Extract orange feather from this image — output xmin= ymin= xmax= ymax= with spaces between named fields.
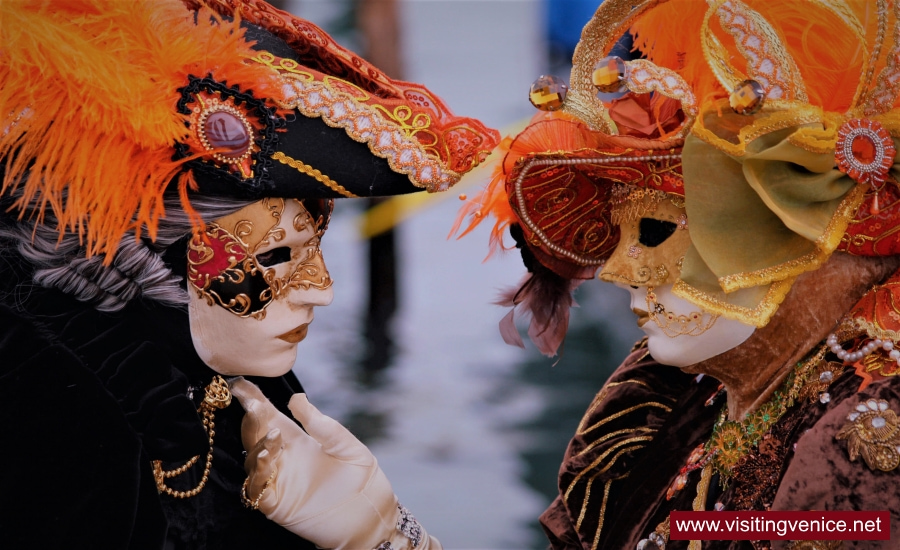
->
xmin=0 ymin=0 xmax=285 ymax=260
xmin=631 ymin=0 xmax=869 ymax=113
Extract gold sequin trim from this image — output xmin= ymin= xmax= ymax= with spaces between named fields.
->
xmin=579 ymin=379 xmax=659 ymax=432
xmin=589 ymin=475 xmax=627 ymax=550
xmin=564 ymin=439 xmax=653 ymax=501
xmin=271 ymin=151 xmax=359 ymax=198
xmin=673 ymin=183 xmax=866 ymax=327
xmin=575 ymin=426 xmax=656 ymax=459
xmin=786 ymin=113 xmax=844 ymax=154
xmin=691 ymin=101 xmax=824 ymax=158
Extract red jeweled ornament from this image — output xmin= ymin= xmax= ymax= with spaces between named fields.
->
xmin=204 ymin=111 xmax=251 ymax=158
xmin=195 ymin=99 xmax=255 ymax=166
xmin=835 ymin=118 xmax=895 ymax=187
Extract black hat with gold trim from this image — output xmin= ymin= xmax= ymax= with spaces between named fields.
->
xmin=0 ymin=0 xmax=500 ymax=258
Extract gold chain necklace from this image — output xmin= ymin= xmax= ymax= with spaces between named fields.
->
xmin=152 ymin=375 xmax=232 ymax=499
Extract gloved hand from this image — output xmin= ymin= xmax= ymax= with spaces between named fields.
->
xmin=229 ymin=377 xmax=440 ymax=550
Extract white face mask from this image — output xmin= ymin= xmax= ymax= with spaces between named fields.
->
xmin=188 ymin=198 xmax=334 ymax=376
xmin=599 ymin=189 xmax=754 ymax=367
xmin=618 ymin=284 xmax=754 ymax=367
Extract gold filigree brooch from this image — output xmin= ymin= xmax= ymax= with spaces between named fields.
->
xmin=835 ymin=398 xmax=900 ymax=472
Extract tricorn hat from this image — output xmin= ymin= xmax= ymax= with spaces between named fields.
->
xmin=0 ymin=0 xmax=500 ymax=257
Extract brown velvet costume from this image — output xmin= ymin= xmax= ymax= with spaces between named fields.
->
xmin=541 ymin=254 xmax=900 ymax=549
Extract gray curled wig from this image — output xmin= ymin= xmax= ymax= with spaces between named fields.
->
xmin=0 ymin=189 xmax=256 ymax=312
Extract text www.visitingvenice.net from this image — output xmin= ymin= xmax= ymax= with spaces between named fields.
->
xmin=669 ymin=511 xmax=890 ymax=541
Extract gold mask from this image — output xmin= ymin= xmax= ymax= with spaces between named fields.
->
xmin=599 ymin=188 xmax=689 ymax=287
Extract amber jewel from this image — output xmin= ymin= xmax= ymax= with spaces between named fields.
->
xmin=729 ymin=79 xmax=765 ymax=115
xmin=591 ymin=56 xmax=627 ymax=94
xmin=528 ymin=75 xmax=568 ymax=111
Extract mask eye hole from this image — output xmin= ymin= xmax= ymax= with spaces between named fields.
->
xmin=256 ymin=246 xmax=292 ymax=267
xmin=639 ymin=218 xmax=678 ymax=247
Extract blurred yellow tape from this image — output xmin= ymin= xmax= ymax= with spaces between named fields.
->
xmin=358 ymin=117 xmax=529 ymax=238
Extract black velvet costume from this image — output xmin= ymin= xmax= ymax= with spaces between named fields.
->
xmin=0 ymin=246 xmax=316 ymax=548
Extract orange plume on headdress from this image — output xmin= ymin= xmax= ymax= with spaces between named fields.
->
xmin=0 ymin=0 xmax=285 ymax=259
xmin=629 ymin=0 xmax=869 ymax=114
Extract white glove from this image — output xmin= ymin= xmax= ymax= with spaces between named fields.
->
xmin=229 ymin=377 xmax=441 ymax=550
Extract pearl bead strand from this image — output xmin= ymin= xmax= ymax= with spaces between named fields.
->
xmin=826 ymin=332 xmax=900 ymax=364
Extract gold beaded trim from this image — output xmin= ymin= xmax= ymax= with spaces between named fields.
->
xmin=152 ymin=376 xmax=232 ymax=499
xmin=271 ymin=151 xmax=359 ymax=198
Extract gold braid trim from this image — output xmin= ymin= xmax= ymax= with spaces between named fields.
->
xmin=271 ymin=151 xmax=359 ymax=198
xmin=854 ymin=316 xmax=900 ymax=343
xmin=687 ymin=463 xmax=715 ymax=550
xmin=564 ymin=439 xmax=653 ymax=501
xmin=589 ymin=475 xmax=628 ymax=550
xmin=580 ymin=401 xmax=673 ymax=437
xmin=565 ymin=0 xmax=662 ymax=133
xmin=672 ymin=276 xmax=795 ymax=328
xmin=275 ymin=73 xmax=460 ymax=192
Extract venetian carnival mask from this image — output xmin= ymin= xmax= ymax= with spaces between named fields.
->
xmin=599 ymin=187 xmax=755 ymax=367
xmin=188 ymin=198 xmax=334 ymax=376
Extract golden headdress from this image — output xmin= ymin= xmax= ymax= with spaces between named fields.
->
xmin=461 ymin=0 xmax=900 ymax=340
